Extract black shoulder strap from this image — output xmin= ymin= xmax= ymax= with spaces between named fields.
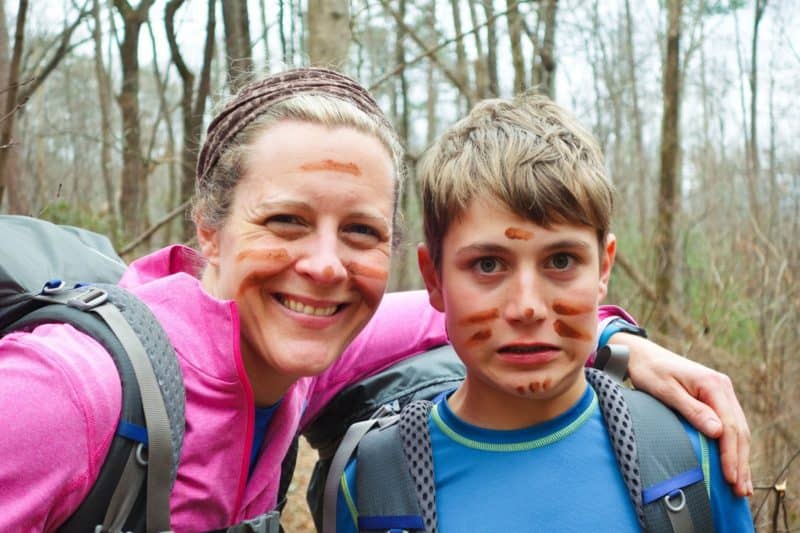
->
xmin=3 ymin=284 xmax=184 ymax=532
xmin=586 ymin=367 xmax=715 ymax=533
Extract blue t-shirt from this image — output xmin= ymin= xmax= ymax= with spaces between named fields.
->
xmin=337 ymin=385 xmax=753 ymax=531
xmin=249 ymin=401 xmax=282 ymax=476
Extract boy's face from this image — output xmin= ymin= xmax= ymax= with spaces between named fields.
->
xmin=419 ymin=198 xmax=616 ymax=420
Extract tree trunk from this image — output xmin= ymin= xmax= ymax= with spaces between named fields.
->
xmin=506 ymin=0 xmax=525 ymax=94
xmin=222 ymin=0 xmax=253 ymax=91
xmin=747 ymin=0 xmax=767 ymax=229
xmin=467 ymin=0 xmax=487 ymax=98
xmin=654 ymin=0 xmax=683 ymax=332
xmin=532 ymin=0 xmax=557 ymax=97
xmin=307 ymin=0 xmax=350 ymax=68
xmin=480 ymin=0 xmax=499 ymax=96
xmin=0 ymin=0 xmax=27 ymax=209
xmin=624 ymin=0 xmax=647 ymax=231
xmin=114 ymin=0 xmax=154 ymax=238
xmin=450 ymin=0 xmax=468 ymax=111
xmin=166 ymin=0 xmax=216 ymax=241
xmin=258 ymin=0 xmax=270 ymax=64
xmin=92 ymin=0 xmax=116 ymax=223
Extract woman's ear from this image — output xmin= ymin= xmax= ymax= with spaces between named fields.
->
xmin=195 ymin=212 xmax=221 ymax=267
xmin=417 ymin=243 xmax=445 ymax=312
xmin=598 ymin=233 xmax=617 ymax=301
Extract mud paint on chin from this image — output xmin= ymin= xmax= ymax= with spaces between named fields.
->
xmin=345 ymin=261 xmax=389 ymax=281
xmin=552 ymin=300 xmax=594 ymax=316
xmin=468 ymin=328 xmax=492 ymax=344
xmin=459 ymin=308 xmax=500 ymax=325
xmin=236 ymin=248 xmax=292 ymax=296
xmin=553 ymin=319 xmax=592 ymax=341
xmin=300 ymin=159 xmax=361 ymax=176
xmin=504 ymin=227 xmax=533 ymax=240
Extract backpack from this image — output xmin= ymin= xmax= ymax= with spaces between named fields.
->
xmin=316 ymin=345 xmax=715 ymax=533
xmin=0 ymin=215 xmax=185 ymax=532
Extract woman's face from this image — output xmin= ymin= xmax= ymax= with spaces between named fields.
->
xmin=198 ymin=120 xmax=395 ymax=404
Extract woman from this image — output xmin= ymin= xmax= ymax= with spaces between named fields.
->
xmin=0 ymin=68 xmax=749 ymax=531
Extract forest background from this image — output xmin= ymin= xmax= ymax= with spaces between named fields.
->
xmin=0 ymin=0 xmax=797 ymax=530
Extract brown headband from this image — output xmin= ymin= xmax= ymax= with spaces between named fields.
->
xmin=196 ymin=67 xmax=390 ymax=187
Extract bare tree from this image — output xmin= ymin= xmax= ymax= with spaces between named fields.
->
xmin=222 ymin=0 xmax=253 ymax=91
xmin=531 ymin=0 xmax=557 ymax=97
xmin=0 ymin=0 xmax=27 ymax=208
xmin=165 ymin=0 xmax=216 ymax=241
xmin=480 ymin=0 xmax=499 ymax=96
xmin=113 ymin=0 xmax=155 ymax=237
xmin=506 ymin=0 xmax=525 ymax=94
xmin=654 ymin=0 xmax=683 ymax=331
xmin=307 ymin=0 xmax=350 ymax=67
xmin=91 ymin=0 xmax=116 ymax=222
xmin=747 ymin=0 xmax=767 ymax=229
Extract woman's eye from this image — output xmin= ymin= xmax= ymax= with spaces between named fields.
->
xmin=266 ymin=214 xmax=304 ymax=226
xmin=547 ymin=253 xmax=574 ymax=271
xmin=475 ymin=257 xmax=502 ymax=274
xmin=346 ymin=224 xmax=381 ymax=238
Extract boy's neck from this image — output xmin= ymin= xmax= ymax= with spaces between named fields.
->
xmin=447 ymin=369 xmax=588 ymax=430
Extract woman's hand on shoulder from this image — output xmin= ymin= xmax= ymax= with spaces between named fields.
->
xmin=611 ymin=332 xmax=753 ymax=498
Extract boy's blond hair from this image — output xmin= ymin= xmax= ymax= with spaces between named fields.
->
xmin=418 ymin=92 xmax=614 ymax=268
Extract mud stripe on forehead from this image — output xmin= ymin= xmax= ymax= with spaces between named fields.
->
xmin=300 ymin=159 xmax=361 ymax=175
xmin=505 ymin=227 xmax=533 ymax=240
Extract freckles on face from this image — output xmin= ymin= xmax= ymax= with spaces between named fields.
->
xmin=235 ymin=248 xmax=292 ymax=296
xmin=300 ymin=159 xmax=362 ymax=176
xmin=504 ymin=227 xmax=533 ymax=240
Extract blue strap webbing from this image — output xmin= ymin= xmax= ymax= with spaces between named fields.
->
xmin=642 ymin=466 xmax=704 ymax=505
xmin=358 ymin=515 xmax=425 ymax=530
xmin=117 ymin=421 xmax=148 ymax=444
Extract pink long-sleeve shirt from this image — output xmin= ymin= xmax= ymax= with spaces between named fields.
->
xmin=0 ymin=245 xmax=627 ymax=531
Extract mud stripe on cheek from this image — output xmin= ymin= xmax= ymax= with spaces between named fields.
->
xmin=468 ymin=328 xmax=492 ymax=343
xmin=553 ymin=319 xmax=592 ymax=341
xmin=552 ymin=300 xmax=594 ymax=316
xmin=300 ymin=159 xmax=361 ymax=175
xmin=346 ymin=262 xmax=388 ymax=281
xmin=459 ymin=308 xmax=499 ymax=325
xmin=505 ymin=227 xmax=533 ymax=240
xmin=235 ymin=248 xmax=291 ymax=296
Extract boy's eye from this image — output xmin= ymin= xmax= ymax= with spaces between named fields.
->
xmin=546 ymin=253 xmax=574 ymax=271
xmin=475 ymin=257 xmax=502 ymax=274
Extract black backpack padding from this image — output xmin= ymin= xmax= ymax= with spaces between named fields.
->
xmin=303 ymin=344 xmax=466 ymax=530
xmin=0 ymin=216 xmax=185 ymax=532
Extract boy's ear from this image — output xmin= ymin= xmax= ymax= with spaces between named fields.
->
xmin=417 ymin=243 xmax=445 ymax=312
xmin=196 ymin=217 xmax=221 ymax=267
xmin=598 ymin=233 xmax=617 ymax=301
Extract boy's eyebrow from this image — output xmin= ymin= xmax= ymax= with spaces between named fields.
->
xmin=454 ymin=242 xmax=510 ymax=257
xmin=540 ymin=239 xmax=594 ymax=252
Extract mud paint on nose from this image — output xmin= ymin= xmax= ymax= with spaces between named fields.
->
xmin=553 ymin=319 xmax=592 ymax=341
xmin=523 ymin=308 xmax=534 ymax=320
xmin=300 ymin=159 xmax=361 ymax=176
xmin=322 ymin=266 xmax=335 ymax=281
xmin=552 ymin=300 xmax=594 ymax=316
xmin=459 ymin=308 xmax=500 ymax=325
xmin=345 ymin=261 xmax=389 ymax=281
xmin=504 ymin=227 xmax=533 ymax=240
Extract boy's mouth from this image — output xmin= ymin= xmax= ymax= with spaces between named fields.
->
xmin=498 ymin=343 xmax=557 ymax=354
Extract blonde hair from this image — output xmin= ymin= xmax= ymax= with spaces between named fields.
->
xmin=193 ymin=93 xmax=405 ymax=231
xmin=418 ymin=92 xmax=614 ymax=268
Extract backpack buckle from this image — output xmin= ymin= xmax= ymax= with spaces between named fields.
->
xmin=67 ymin=286 xmax=109 ymax=311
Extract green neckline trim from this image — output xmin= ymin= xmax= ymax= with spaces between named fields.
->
xmin=431 ymin=391 xmax=598 ymax=452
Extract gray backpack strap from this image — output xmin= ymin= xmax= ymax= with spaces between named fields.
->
xmin=224 ymin=511 xmax=281 ymax=533
xmin=35 ymin=284 xmax=184 ymax=532
xmin=322 ymin=416 xmax=397 ymax=533
xmin=585 ymin=367 xmax=714 ymax=533
xmin=397 ymin=401 xmax=437 ymax=533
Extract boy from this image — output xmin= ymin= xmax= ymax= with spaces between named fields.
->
xmin=334 ymin=93 xmax=752 ymax=531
